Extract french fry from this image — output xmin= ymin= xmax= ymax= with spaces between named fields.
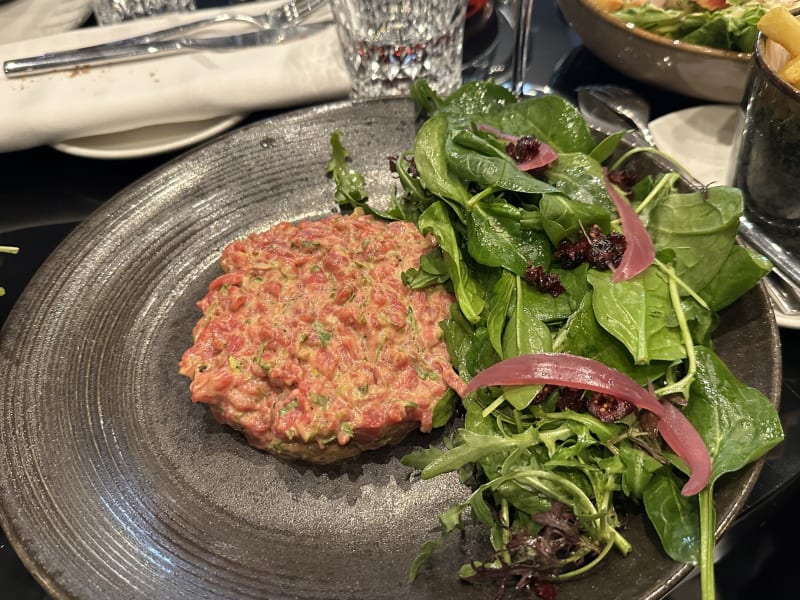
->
xmin=780 ymin=54 xmax=800 ymax=88
xmin=758 ymin=7 xmax=800 ymax=57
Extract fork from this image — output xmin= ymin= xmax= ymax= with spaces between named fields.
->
xmin=94 ymin=0 xmax=327 ymax=46
xmin=3 ymin=0 xmax=327 ymax=78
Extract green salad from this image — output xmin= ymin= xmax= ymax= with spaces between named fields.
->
xmin=610 ymin=0 xmax=799 ymax=52
xmin=326 ymin=79 xmax=783 ymax=600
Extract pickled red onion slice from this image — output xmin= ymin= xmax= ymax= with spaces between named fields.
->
xmin=603 ymin=170 xmax=655 ymax=283
xmin=463 ymin=352 xmax=713 ymax=495
xmin=658 ymin=399 xmax=712 ymax=496
xmin=475 ymin=124 xmax=558 ymax=171
xmin=517 ymin=144 xmax=559 ymax=171
xmin=476 ymin=123 xmax=518 ymax=143
xmin=463 ymin=352 xmax=666 ymax=418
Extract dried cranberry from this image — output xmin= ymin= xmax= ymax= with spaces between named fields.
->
xmin=552 ymin=224 xmax=626 ymax=271
xmin=524 ymin=265 xmax=566 ymax=296
xmin=506 ymin=135 xmax=542 ymax=163
xmin=607 ymin=169 xmax=637 ymax=190
xmin=586 ymin=393 xmax=635 ymax=423
xmin=555 ymin=388 xmax=585 ymax=412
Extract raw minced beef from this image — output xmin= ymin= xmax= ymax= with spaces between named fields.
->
xmin=179 ymin=212 xmax=466 ymax=463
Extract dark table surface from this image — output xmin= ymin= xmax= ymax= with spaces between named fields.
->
xmin=1 ymin=1 xmax=798 ymax=599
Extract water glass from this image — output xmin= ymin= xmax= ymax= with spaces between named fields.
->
xmin=329 ymin=0 xmax=467 ymax=98
xmin=92 ymin=0 xmax=197 ymax=26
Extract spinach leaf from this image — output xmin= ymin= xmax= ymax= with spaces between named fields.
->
xmin=485 ymin=95 xmax=596 ymax=153
xmin=544 ymin=153 xmax=615 ymax=212
xmin=410 ymin=78 xmax=442 ymax=115
xmin=414 ymin=114 xmax=472 ymax=210
xmin=437 ymin=79 xmax=517 ymax=117
xmin=686 ymin=346 xmax=783 ymax=483
xmin=501 ymin=277 xmax=553 ymax=410
xmin=539 ymin=191 xmax=612 ymax=245
xmin=521 ymin=263 xmax=590 ymax=324
xmin=466 ymin=200 xmax=551 ymax=276
xmin=590 ymin=130 xmax=627 ymax=164
xmin=556 ymin=292 xmax=668 ymax=385
xmin=647 ymin=187 xmax=742 ymax=293
xmin=587 ymin=268 xmax=685 ymax=364
xmin=448 ymin=131 xmax=557 ymax=194
xmin=418 ymin=202 xmax=486 ymax=323
xmin=486 ymin=270 xmax=515 ymax=357
xmin=698 ymin=245 xmax=772 ymax=311
xmin=643 ymin=469 xmax=701 ymax=565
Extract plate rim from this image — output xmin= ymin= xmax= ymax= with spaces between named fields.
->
xmin=51 ymin=114 xmax=247 ymax=160
xmin=0 ymin=96 xmax=783 ymax=600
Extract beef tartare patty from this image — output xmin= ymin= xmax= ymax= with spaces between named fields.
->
xmin=179 ymin=213 xmax=466 ymax=463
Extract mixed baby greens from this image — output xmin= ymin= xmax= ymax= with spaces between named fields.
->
xmin=609 ymin=0 xmax=799 ymax=52
xmin=326 ymin=79 xmax=783 ymax=599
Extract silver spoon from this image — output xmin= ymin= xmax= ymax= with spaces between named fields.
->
xmin=579 ymin=84 xmax=658 ymax=146
xmin=577 ymin=83 xmax=800 ymax=314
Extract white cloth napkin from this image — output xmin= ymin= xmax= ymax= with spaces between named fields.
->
xmin=0 ymin=1 xmax=351 ymax=153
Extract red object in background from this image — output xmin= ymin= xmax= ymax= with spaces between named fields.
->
xmin=463 ymin=0 xmax=497 ymax=62
xmin=467 ymin=0 xmax=490 ymax=18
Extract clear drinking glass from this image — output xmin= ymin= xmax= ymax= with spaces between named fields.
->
xmin=329 ymin=0 xmax=467 ymax=98
xmin=92 ymin=0 xmax=197 ymax=26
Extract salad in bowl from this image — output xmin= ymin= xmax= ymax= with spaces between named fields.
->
xmin=595 ymin=0 xmax=800 ymax=52
xmin=557 ymin=0 xmax=787 ymax=102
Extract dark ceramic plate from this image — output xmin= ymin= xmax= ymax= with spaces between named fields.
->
xmin=0 ymin=98 xmax=782 ymax=600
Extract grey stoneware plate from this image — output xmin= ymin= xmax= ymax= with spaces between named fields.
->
xmin=0 ymin=97 xmax=782 ymax=600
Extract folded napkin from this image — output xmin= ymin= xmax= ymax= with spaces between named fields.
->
xmin=0 ymin=1 xmax=351 ymax=153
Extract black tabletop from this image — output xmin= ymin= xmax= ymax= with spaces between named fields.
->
xmin=1 ymin=2 xmax=798 ymax=599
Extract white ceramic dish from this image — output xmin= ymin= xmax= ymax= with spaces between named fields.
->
xmin=649 ymin=104 xmax=800 ymax=330
xmin=53 ymin=114 xmax=246 ymax=159
xmin=0 ymin=0 xmax=92 ymax=43
xmin=649 ymin=104 xmax=740 ymax=186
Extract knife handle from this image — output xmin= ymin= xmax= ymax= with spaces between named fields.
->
xmin=4 ymin=41 xmax=185 ymax=78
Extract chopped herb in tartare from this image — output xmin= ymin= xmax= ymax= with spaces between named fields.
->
xmin=592 ymin=0 xmax=800 ymax=52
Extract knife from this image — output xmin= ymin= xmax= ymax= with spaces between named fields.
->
xmin=3 ymin=20 xmax=332 ymax=78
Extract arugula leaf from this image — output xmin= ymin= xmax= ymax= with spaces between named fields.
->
xmin=326 ymin=130 xmax=370 ymax=209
